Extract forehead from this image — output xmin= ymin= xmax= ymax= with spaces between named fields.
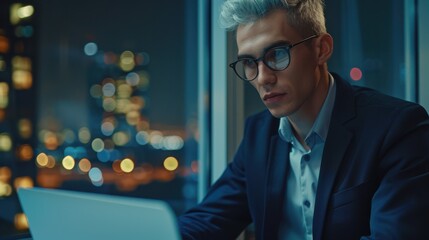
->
xmin=236 ymin=9 xmax=301 ymax=56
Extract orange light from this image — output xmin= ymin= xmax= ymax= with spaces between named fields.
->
xmin=14 ymin=176 xmax=34 ymax=189
xmin=17 ymin=144 xmax=33 ymax=161
xmin=78 ymin=158 xmax=91 ymax=173
xmin=36 ymin=153 xmax=49 ymax=167
xmin=14 ymin=213 xmax=29 ymax=230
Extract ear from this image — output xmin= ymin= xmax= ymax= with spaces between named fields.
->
xmin=316 ymin=33 xmax=333 ymax=64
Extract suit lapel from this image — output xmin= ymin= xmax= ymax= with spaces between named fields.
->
xmin=262 ymin=135 xmax=290 ymax=240
xmin=313 ymin=74 xmax=355 ymax=240
xmin=313 ymin=125 xmax=352 ymax=240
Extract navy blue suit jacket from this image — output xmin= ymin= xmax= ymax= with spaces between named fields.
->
xmin=179 ymin=74 xmax=429 ymax=240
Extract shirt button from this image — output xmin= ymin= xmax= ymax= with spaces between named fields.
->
xmin=303 ymin=200 xmax=311 ymax=208
xmin=303 ymin=154 xmax=310 ymax=162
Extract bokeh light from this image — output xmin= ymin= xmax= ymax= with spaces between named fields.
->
xmin=120 ymin=158 xmax=134 ymax=173
xmin=36 ymin=153 xmax=49 ymax=167
xmin=0 ymin=36 xmax=10 ymax=53
xmin=136 ymin=131 xmax=149 ymax=145
xmin=163 ymin=136 xmax=184 ymax=150
xmin=0 ymin=82 xmax=9 ymax=108
xmin=0 ymin=133 xmax=12 ymax=151
xmin=116 ymin=99 xmax=132 ymax=113
xmin=78 ymin=127 xmax=91 ymax=144
xmin=78 ymin=158 xmax=91 ymax=173
xmin=18 ymin=118 xmax=32 ymax=139
xmin=119 ymin=51 xmax=135 ymax=72
xmin=17 ymin=144 xmax=33 ymax=161
xmin=112 ymin=160 xmax=122 ymax=173
xmin=10 ymin=4 xmax=34 ymax=25
xmin=101 ymin=121 xmax=115 ymax=136
xmin=14 ymin=213 xmax=29 ymax=230
xmin=12 ymin=70 xmax=32 ymax=89
xmin=14 ymin=176 xmax=33 ymax=189
xmin=125 ymin=72 xmax=140 ymax=86
xmin=149 ymin=131 xmax=163 ymax=149
xmin=0 ymin=166 xmax=13 ymax=197
xmin=91 ymin=138 xmax=104 ymax=152
xmin=89 ymin=167 xmax=103 ymax=186
xmin=102 ymin=82 xmax=116 ymax=97
xmin=15 ymin=26 xmax=34 ymax=38
xmin=126 ymin=111 xmax=140 ymax=126
xmin=102 ymin=98 xmax=116 ymax=112
xmin=46 ymin=155 xmax=56 ymax=168
xmin=163 ymin=156 xmax=179 ymax=171
xmin=17 ymin=5 xmax=34 ymax=19
xmin=84 ymin=42 xmax=98 ymax=56
xmin=112 ymin=131 xmax=129 ymax=146
xmin=62 ymin=156 xmax=75 ymax=170
xmin=90 ymin=84 xmax=102 ymax=98
xmin=0 ymin=166 xmax=12 ymax=182
xmin=138 ymin=71 xmax=150 ymax=90
xmin=117 ymin=83 xmax=132 ymax=98
xmin=41 ymin=130 xmax=60 ymax=150
xmin=0 ymin=182 xmax=12 ymax=197
xmin=350 ymin=67 xmax=363 ymax=81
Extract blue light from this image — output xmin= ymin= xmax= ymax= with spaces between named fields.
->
xmin=84 ymin=42 xmax=98 ymax=56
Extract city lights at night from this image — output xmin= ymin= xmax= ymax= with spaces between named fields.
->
xmin=0 ymin=1 xmax=199 ymax=238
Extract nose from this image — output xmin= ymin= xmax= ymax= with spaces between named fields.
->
xmin=256 ymin=61 xmax=276 ymax=85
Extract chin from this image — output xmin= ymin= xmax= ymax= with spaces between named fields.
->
xmin=267 ymin=105 xmax=296 ymax=118
xmin=267 ymin=109 xmax=287 ymax=119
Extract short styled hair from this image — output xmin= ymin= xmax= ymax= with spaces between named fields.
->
xmin=219 ymin=0 xmax=326 ymax=36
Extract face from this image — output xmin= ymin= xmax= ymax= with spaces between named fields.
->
xmin=236 ymin=9 xmax=327 ymax=119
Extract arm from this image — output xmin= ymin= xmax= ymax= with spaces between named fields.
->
xmin=178 ymin=141 xmax=252 ymax=240
xmin=362 ymin=105 xmax=429 ymax=239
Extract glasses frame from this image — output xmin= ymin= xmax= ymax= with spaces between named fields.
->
xmin=229 ymin=35 xmax=319 ymax=81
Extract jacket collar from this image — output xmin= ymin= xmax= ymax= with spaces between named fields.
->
xmin=261 ymin=73 xmax=356 ymax=240
xmin=312 ymin=73 xmax=355 ymax=240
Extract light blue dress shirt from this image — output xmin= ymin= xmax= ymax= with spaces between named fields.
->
xmin=278 ymin=75 xmax=336 ymax=240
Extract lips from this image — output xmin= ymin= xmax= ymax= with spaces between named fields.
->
xmin=263 ymin=92 xmax=286 ymax=103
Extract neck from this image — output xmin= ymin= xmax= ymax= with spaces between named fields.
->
xmin=288 ymin=71 xmax=330 ymax=147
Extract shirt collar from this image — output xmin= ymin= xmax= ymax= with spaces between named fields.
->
xmin=279 ymin=74 xmax=336 ymax=144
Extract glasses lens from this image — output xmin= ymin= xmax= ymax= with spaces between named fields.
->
xmin=235 ymin=59 xmax=257 ymax=80
xmin=265 ymin=47 xmax=290 ymax=70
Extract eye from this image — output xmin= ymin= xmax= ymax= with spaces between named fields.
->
xmin=266 ymin=47 xmax=288 ymax=62
xmin=241 ymin=58 xmax=257 ymax=69
xmin=264 ymin=47 xmax=290 ymax=70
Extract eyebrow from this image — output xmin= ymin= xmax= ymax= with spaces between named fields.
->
xmin=237 ymin=40 xmax=291 ymax=60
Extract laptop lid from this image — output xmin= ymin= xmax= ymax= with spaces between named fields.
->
xmin=17 ymin=187 xmax=181 ymax=240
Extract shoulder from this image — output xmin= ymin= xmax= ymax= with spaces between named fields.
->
xmin=332 ymin=72 xmax=428 ymax=121
xmin=332 ymin=74 xmax=429 ymax=148
xmin=352 ymin=85 xmax=428 ymax=122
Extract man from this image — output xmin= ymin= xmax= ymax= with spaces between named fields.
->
xmin=179 ymin=0 xmax=429 ymax=239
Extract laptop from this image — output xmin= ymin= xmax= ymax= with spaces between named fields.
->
xmin=17 ymin=187 xmax=181 ymax=240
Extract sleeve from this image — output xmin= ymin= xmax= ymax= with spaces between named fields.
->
xmin=361 ymin=104 xmax=429 ymax=239
xmin=178 ymin=132 xmax=253 ymax=240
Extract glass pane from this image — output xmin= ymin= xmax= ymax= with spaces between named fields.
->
xmin=243 ymin=0 xmax=411 ymax=118
xmin=326 ymin=0 xmax=408 ymax=99
xmin=0 ymin=0 xmax=199 ymax=238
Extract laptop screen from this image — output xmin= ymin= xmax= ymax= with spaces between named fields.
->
xmin=17 ymin=187 xmax=181 ymax=240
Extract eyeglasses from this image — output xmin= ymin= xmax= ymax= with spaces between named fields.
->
xmin=229 ymin=35 xmax=318 ymax=81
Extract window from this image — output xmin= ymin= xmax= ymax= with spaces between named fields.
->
xmin=0 ymin=0 xmax=201 ymax=238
